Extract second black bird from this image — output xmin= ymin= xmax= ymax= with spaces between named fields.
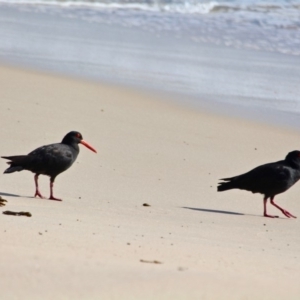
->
xmin=218 ymin=151 xmax=300 ymax=218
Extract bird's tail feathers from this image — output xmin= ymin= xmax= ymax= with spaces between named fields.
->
xmin=2 ymin=155 xmax=28 ymax=174
xmin=217 ymin=181 xmax=235 ymax=192
xmin=217 ymin=176 xmax=238 ymax=192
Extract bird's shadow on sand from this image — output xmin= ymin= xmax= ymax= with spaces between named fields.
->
xmin=183 ymin=206 xmax=246 ymax=216
xmin=0 ymin=192 xmax=21 ymax=198
xmin=0 ymin=192 xmax=58 ymax=200
xmin=187 ymin=206 xmax=293 ymax=219
xmin=183 ymin=207 xmax=274 ymax=218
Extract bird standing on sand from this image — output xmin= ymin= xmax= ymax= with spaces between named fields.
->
xmin=2 ymin=131 xmax=97 ymax=201
xmin=217 ymin=151 xmax=300 ymax=218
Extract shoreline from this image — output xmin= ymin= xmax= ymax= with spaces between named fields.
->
xmin=3 ymin=58 xmax=300 ymax=132
xmin=0 ymin=65 xmax=300 ymax=299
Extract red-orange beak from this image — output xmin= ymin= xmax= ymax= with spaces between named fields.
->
xmin=80 ymin=140 xmax=97 ymax=153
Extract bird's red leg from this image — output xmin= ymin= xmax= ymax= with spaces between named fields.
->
xmin=270 ymin=197 xmax=296 ymax=218
xmin=263 ymin=196 xmax=279 ymax=218
xmin=34 ymin=174 xmax=44 ymax=198
xmin=49 ymin=179 xmax=62 ymax=201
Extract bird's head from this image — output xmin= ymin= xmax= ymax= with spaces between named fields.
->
xmin=285 ymin=150 xmax=300 ymax=166
xmin=62 ymin=131 xmax=97 ymax=153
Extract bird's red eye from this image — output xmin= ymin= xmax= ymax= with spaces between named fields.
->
xmin=76 ymin=133 xmax=81 ymax=138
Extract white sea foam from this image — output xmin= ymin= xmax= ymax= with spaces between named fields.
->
xmin=0 ymin=0 xmax=299 ymax=56
xmin=0 ymin=0 xmax=219 ymax=14
xmin=0 ymin=0 xmax=298 ymax=16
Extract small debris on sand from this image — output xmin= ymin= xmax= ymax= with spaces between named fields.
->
xmin=0 ymin=196 xmax=8 ymax=207
xmin=3 ymin=211 xmax=32 ymax=217
xmin=143 ymin=203 xmax=151 ymax=207
xmin=140 ymin=259 xmax=162 ymax=264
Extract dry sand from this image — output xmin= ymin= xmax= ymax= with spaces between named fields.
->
xmin=0 ymin=65 xmax=299 ymax=299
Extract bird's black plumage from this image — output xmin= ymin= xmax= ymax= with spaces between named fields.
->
xmin=218 ymin=151 xmax=300 ymax=218
xmin=2 ymin=131 xmax=97 ymax=201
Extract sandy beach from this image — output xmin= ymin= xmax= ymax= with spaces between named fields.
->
xmin=0 ymin=65 xmax=300 ymax=299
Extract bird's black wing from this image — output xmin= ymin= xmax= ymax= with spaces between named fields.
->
xmin=219 ymin=161 xmax=292 ymax=195
xmin=27 ymin=143 xmax=74 ymax=175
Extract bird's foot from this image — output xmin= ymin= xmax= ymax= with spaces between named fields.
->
xmin=49 ymin=195 xmax=62 ymax=201
xmin=264 ymin=213 xmax=279 ymax=218
xmin=281 ymin=209 xmax=297 ymax=219
xmin=34 ymin=190 xmax=45 ymax=199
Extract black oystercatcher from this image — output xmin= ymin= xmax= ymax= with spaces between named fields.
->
xmin=2 ymin=131 xmax=97 ymax=201
xmin=217 ymin=151 xmax=300 ymax=218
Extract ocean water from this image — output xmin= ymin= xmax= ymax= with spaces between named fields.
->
xmin=0 ymin=0 xmax=299 ymax=55
xmin=0 ymin=1 xmax=299 ymax=126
